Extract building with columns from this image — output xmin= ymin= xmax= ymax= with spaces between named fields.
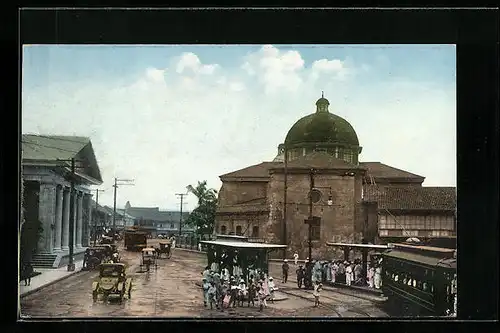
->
xmin=21 ymin=135 xmax=103 ymax=268
xmin=214 ymin=95 xmax=456 ymax=259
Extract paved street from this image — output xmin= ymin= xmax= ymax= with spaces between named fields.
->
xmin=20 ymin=240 xmax=389 ymax=318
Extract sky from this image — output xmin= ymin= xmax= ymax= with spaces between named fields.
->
xmin=22 ymin=44 xmax=456 ymax=212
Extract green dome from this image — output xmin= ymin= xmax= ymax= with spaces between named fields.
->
xmin=284 ymin=109 xmax=359 ymax=146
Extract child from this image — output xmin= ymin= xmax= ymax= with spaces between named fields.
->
xmin=268 ymin=276 xmax=276 ymax=304
xmin=238 ymin=279 xmax=247 ymax=307
xmin=202 ymin=277 xmax=210 ymax=307
xmin=207 ymin=282 xmax=217 ymax=310
xmin=313 ymin=282 xmax=323 ymax=307
xmin=247 ymin=279 xmax=256 ymax=307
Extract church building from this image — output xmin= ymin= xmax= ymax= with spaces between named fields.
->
xmin=214 ymin=95 xmax=456 ymax=259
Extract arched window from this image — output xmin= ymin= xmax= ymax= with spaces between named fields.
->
xmin=236 ymin=225 xmax=242 ymax=236
xmin=221 ymin=225 xmax=227 ymax=235
xmin=252 ymin=226 xmax=259 ymax=237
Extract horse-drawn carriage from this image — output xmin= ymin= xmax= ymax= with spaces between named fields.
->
xmin=140 ymin=247 xmax=158 ymax=272
xmin=155 ymin=240 xmax=172 ymax=259
xmin=92 ymin=263 xmax=132 ymax=302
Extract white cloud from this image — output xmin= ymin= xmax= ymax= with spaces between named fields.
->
xmin=175 ymin=52 xmax=219 ymax=75
xmin=145 ymin=67 xmax=166 ymax=83
xmin=22 ymin=46 xmax=456 ymax=211
xmin=242 ymin=45 xmax=306 ymax=94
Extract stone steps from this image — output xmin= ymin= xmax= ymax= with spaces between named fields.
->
xmin=30 ymin=254 xmax=58 ymax=268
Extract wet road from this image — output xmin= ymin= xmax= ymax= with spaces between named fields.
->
xmin=20 ymin=241 xmax=389 ymax=318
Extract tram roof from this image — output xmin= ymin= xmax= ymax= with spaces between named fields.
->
xmin=200 ymin=240 xmax=287 ymax=249
xmin=382 ymin=249 xmax=456 ymax=268
xmin=326 ymin=242 xmax=391 ymax=250
xmin=391 ymin=243 xmax=455 ymax=253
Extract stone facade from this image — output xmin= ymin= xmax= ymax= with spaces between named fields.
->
xmin=23 ymin=166 xmax=93 ymax=256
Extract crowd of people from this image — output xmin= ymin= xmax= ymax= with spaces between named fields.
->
xmin=201 ymin=266 xmax=278 ymax=312
xmin=291 ymin=252 xmax=383 ymax=290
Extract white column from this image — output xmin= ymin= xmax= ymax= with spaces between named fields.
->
xmin=76 ymin=192 xmax=83 ymax=248
xmin=53 ymin=185 xmax=63 ymax=252
xmin=83 ymin=193 xmax=92 ymax=247
xmin=61 ymin=187 xmax=70 ymax=251
xmin=38 ymin=181 xmax=56 ymax=253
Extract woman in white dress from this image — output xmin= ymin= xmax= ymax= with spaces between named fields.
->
xmin=374 ymin=265 xmax=382 ymax=289
xmin=345 ymin=262 xmax=353 ymax=286
xmin=367 ymin=265 xmax=375 ymax=288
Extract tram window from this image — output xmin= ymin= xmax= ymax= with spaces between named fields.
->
xmin=221 ymin=225 xmax=227 ymax=235
xmin=236 ymin=226 xmax=242 ymax=236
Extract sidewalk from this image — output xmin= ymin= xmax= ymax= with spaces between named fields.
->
xmin=19 ymin=260 xmax=84 ymax=297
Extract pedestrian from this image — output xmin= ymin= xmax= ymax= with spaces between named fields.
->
xmin=229 ymin=278 xmax=239 ymax=308
xmin=293 ymin=252 xmax=299 ymax=265
xmin=345 ymin=262 xmax=353 ymax=286
xmin=313 ymin=282 xmax=323 ymax=307
xmin=296 ymin=265 xmax=304 ymax=288
xmin=198 ymin=242 xmax=202 ymax=252
xmin=22 ymin=263 xmax=33 ymax=286
xmin=354 ymin=260 xmax=362 ymax=285
xmin=450 ymin=273 xmax=457 ymax=315
xmin=331 ymin=260 xmax=338 ymax=284
xmin=207 ymin=282 xmax=217 ymax=310
xmin=326 ymin=261 xmax=332 ymax=282
xmin=247 ymin=278 xmax=256 ymax=307
xmin=238 ymin=279 xmax=247 ymax=307
xmin=268 ymin=276 xmax=277 ymax=303
xmin=282 ymin=259 xmax=289 ymax=283
xmin=202 ymin=277 xmax=210 ymax=307
xmin=374 ymin=264 xmax=382 ymax=289
xmin=367 ymin=264 xmax=375 ymax=288
xmin=257 ymin=281 xmax=267 ymax=311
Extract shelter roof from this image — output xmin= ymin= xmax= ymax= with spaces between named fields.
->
xmin=200 ymin=240 xmax=287 ymax=249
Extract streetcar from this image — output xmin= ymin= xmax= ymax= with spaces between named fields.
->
xmin=199 ymin=235 xmax=286 ymax=283
xmin=380 ymin=242 xmax=456 ymax=317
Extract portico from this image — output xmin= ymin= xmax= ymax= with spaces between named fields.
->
xmin=21 ymin=135 xmax=103 ymax=268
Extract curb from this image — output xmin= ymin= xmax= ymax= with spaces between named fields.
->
xmin=20 ymin=268 xmax=83 ymax=298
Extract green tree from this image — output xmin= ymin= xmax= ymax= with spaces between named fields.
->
xmin=185 ymin=181 xmax=218 ymax=236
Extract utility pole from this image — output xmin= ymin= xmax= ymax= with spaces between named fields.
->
xmin=112 ymin=178 xmax=135 ymax=234
xmin=308 ymin=169 xmax=314 ymax=262
xmin=93 ymin=189 xmax=105 ymax=246
xmin=57 ymin=158 xmax=84 ymax=272
xmin=175 ymin=192 xmax=188 ymax=237
xmin=282 ymin=144 xmax=288 ymax=259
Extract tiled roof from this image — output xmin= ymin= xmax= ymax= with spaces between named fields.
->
xmin=363 ymin=185 xmax=456 ymax=211
xmin=22 ymin=134 xmax=103 ymax=184
xmin=22 ymin=134 xmax=90 ymax=161
xmin=220 ymin=162 xmax=281 ymax=179
xmin=360 ymin=162 xmax=425 ymax=181
xmin=126 ymin=207 xmax=189 ymax=222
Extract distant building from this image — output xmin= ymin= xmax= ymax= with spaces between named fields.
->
xmin=21 ymin=134 xmax=103 ymax=268
xmin=125 ymin=204 xmax=194 ymax=237
xmin=215 ymin=95 xmax=456 ymax=259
